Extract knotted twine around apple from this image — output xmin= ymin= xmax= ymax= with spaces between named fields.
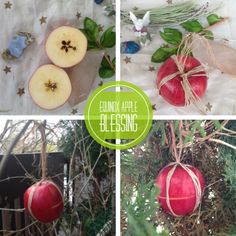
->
xmin=24 ymin=123 xmax=64 ymax=223
xmin=155 ymin=122 xmax=205 ymax=217
xmin=157 ymin=33 xmax=209 ymax=114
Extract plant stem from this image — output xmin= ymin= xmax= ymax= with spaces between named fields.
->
xmin=0 ymin=120 xmax=32 ymax=178
xmin=209 ymin=138 xmax=236 ymax=151
xmin=96 ymin=40 xmax=115 ymax=72
xmin=0 ymin=207 xmax=25 ymax=212
xmin=104 ymin=52 xmax=115 ymax=72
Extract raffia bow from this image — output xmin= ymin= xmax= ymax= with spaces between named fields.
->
xmin=164 ymin=162 xmax=203 ymax=217
xmin=158 ymin=55 xmax=207 ymax=107
xmin=163 ymin=122 xmax=203 ymax=217
xmin=158 ymin=33 xmax=210 ymax=114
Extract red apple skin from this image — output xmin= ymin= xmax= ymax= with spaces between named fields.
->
xmin=157 ymin=56 xmax=208 ymax=106
xmin=24 ymin=180 xmax=64 ymax=223
xmin=156 ymin=164 xmax=205 ymax=216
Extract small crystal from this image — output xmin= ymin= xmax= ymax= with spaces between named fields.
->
xmin=121 ymin=41 xmax=140 ymax=54
xmin=95 ymin=0 xmax=104 ymax=4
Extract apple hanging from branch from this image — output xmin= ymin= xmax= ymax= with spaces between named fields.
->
xmin=24 ymin=180 xmax=64 ymax=223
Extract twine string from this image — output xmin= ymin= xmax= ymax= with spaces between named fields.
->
xmin=158 ymin=33 xmax=210 ymax=114
xmin=165 ymin=162 xmax=203 ymax=217
xmin=180 ymin=32 xmax=225 ymax=74
xmin=165 ymin=121 xmax=203 ymax=216
xmin=37 ymin=121 xmax=47 ymax=179
xmin=170 ymin=121 xmax=180 ymax=163
xmin=166 ymin=163 xmax=179 ymax=217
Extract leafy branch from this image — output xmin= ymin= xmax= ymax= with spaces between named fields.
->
xmin=81 ymin=17 xmax=116 ymax=79
xmin=122 ymin=181 xmax=162 ymax=236
xmin=151 ymin=14 xmax=224 ymax=63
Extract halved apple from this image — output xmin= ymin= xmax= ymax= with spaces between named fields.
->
xmin=29 ymin=64 xmax=72 ymax=110
xmin=45 ymin=26 xmax=87 ymax=68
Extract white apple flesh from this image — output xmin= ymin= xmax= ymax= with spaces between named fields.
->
xmin=45 ymin=26 xmax=87 ymax=68
xmin=29 ymin=64 xmax=72 ymax=110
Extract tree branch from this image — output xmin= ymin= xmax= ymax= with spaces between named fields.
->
xmin=0 ymin=120 xmax=32 ymax=178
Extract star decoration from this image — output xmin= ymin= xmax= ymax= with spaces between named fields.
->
xmin=3 ymin=66 xmax=11 ymax=74
xmin=71 ymin=109 xmax=78 ymax=115
xmin=17 ymin=88 xmax=25 ymax=97
xmin=76 ymin=12 xmax=81 ymax=19
xmin=4 ymin=1 xmax=12 ymax=9
xmin=123 ymin=56 xmax=131 ymax=64
xmin=98 ymin=24 xmax=104 ymax=32
xmin=133 ymin=6 xmax=138 ymax=11
xmin=98 ymin=81 xmax=103 ymax=87
xmin=205 ymin=102 xmax=213 ymax=112
xmin=39 ymin=16 xmax=47 ymax=25
xmin=167 ymin=0 xmax=173 ymax=4
xmin=152 ymin=104 xmax=157 ymax=111
xmin=149 ymin=66 xmax=155 ymax=72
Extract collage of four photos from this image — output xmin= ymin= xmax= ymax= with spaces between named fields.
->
xmin=0 ymin=0 xmax=236 ymax=235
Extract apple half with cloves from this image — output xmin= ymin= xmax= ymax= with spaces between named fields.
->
xmin=29 ymin=64 xmax=72 ymax=110
xmin=45 ymin=26 xmax=87 ymax=68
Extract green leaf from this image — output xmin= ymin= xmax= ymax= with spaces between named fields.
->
xmin=100 ymin=26 xmax=116 ymax=48
xmin=202 ymin=30 xmax=214 ymax=40
xmin=151 ymin=46 xmax=177 ymax=63
xmin=80 ymin=28 xmax=95 ymax=42
xmin=207 ymin=14 xmax=222 ymax=26
xmin=184 ymin=133 xmax=194 ymax=144
xmin=84 ymin=17 xmax=99 ymax=41
xmin=112 ymin=57 xmax=116 ymax=66
xmin=101 ymin=55 xmax=111 ymax=68
xmin=87 ymin=41 xmax=99 ymax=50
xmin=99 ymin=67 xmax=115 ymax=78
xmin=181 ymin=20 xmax=203 ymax=33
xmin=213 ymin=120 xmax=223 ymax=130
xmin=160 ymin=28 xmax=182 ymax=45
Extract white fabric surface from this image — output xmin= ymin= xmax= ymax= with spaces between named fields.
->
xmin=121 ymin=0 xmax=236 ymax=115
xmin=0 ymin=0 xmax=114 ymax=115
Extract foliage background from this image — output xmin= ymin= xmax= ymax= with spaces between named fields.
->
xmin=121 ymin=120 xmax=236 ymax=236
xmin=0 ymin=120 xmax=115 ymax=236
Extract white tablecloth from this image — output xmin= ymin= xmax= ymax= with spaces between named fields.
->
xmin=0 ymin=0 xmax=114 ymax=115
xmin=121 ymin=0 xmax=236 ymax=115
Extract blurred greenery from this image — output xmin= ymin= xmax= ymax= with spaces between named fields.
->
xmin=58 ymin=120 xmax=112 ymax=236
xmin=121 ymin=120 xmax=236 ymax=236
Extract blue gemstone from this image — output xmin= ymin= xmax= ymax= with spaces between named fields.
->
xmin=95 ymin=0 xmax=104 ymax=4
xmin=8 ymin=35 xmax=28 ymax=58
xmin=121 ymin=41 xmax=140 ymax=54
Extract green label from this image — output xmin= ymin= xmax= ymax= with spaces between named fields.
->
xmin=84 ymin=81 xmax=153 ymax=149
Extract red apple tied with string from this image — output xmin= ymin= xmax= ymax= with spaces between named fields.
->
xmin=157 ymin=56 xmax=208 ymax=106
xmin=24 ymin=180 xmax=64 ymax=223
xmin=155 ymin=163 xmax=205 ymax=217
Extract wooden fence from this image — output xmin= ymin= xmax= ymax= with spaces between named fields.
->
xmin=0 ymin=152 xmax=67 ymax=236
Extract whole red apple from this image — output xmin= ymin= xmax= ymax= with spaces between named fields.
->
xmin=157 ymin=56 xmax=208 ymax=106
xmin=156 ymin=163 xmax=205 ymax=217
xmin=24 ymin=180 xmax=64 ymax=223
